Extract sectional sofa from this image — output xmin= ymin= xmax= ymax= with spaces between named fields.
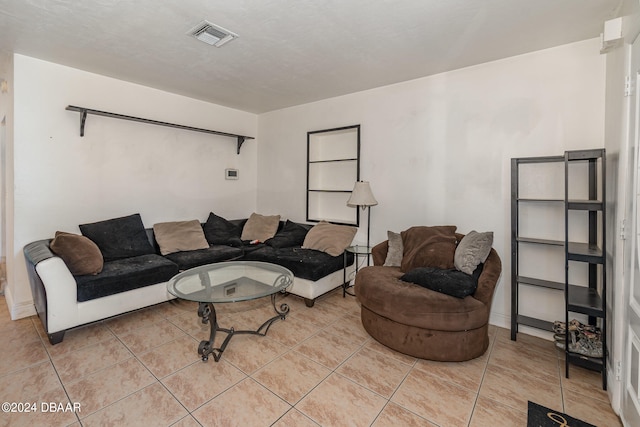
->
xmin=24 ymin=213 xmax=356 ymax=344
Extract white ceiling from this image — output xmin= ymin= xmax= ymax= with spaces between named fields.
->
xmin=0 ymin=0 xmax=622 ymax=113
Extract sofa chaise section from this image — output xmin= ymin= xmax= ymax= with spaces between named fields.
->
xmin=243 ymin=246 xmax=355 ymax=306
xmin=24 ymin=240 xmax=178 ymax=345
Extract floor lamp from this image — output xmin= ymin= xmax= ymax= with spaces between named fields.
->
xmin=347 ymin=181 xmax=378 ymax=265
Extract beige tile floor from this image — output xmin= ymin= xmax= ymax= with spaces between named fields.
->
xmin=0 ymin=288 xmax=622 ymax=427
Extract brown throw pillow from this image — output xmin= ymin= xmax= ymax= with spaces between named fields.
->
xmin=50 ymin=231 xmax=104 ymax=276
xmin=400 ymin=225 xmax=457 ymax=272
xmin=153 ymin=220 xmax=210 ymax=255
xmin=241 ymin=213 xmax=281 ymax=242
xmin=302 ymin=222 xmax=357 ymax=256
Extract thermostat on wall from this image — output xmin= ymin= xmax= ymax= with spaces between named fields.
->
xmin=225 ymin=169 xmax=239 ymax=180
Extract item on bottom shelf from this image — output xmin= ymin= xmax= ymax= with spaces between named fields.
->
xmin=553 ymin=322 xmax=603 ymax=358
xmin=553 ymin=320 xmax=566 ymax=335
xmin=553 ymin=319 xmax=601 ymax=337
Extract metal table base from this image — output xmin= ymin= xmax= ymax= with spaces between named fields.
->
xmin=196 ymin=293 xmax=289 ymax=362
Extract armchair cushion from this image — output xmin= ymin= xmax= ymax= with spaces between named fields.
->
xmin=400 ymin=226 xmax=457 ymax=272
xmin=355 ymin=266 xmax=488 ymax=331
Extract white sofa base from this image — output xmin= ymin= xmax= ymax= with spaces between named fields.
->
xmin=26 ymin=243 xmax=356 ymax=343
xmin=287 ymin=263 xmax=356 ymax=306
xmin=35 ymin=256 xmax=176 ymax=336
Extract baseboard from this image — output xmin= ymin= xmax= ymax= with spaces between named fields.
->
xmin=488 ymin=311 xmax=509 ymax=330
xmin=488 ymin=312 xmax=554 ymax=341
xmin=3 ymin=285 xmax=36 ymax=320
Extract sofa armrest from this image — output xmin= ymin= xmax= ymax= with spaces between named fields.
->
xmin=24 ymin=240 xmax=79 ymax=334
xmin=371 ymin=240 xmax=389 ymax=266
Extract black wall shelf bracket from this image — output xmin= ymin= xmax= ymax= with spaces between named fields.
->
xmin=66 ymin=105 xmax=254 ymax=154
xmin=236 ymin=136 xmax=246 ymax=155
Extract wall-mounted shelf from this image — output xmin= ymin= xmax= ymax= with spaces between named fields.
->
xmin=65 ymin=105 xmax=254 ymax=154
xmin=307 ymin=125 xmax=360 ymax=226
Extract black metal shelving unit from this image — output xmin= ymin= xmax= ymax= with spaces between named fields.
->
xmin=564 ymin=148 xmax=607 ymax=390
xmin=511 ymin=155 xmax=565 ymax=339
xmin=511 ymin=149 xmax=607 ymax=390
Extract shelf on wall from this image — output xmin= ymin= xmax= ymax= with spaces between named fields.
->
xmin=65 ymin=105 xmax=254 ymax=154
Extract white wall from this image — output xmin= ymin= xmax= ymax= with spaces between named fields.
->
xmin=257 ymin=38 xmax=606 ymax=330
xmin=0 ymin=52 xmax=14 ymax=294
xmin=7 ymin=54 xmax=258 ymax=319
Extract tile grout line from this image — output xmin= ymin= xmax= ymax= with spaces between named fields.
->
xmin=29 ymin=316 xmax=83 ymax=427
xmin=466 ymin=328 xmax=499 ymax=426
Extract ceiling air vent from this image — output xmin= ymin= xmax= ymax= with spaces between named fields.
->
xmin=188 ymin=20 xmax=238 ymax=47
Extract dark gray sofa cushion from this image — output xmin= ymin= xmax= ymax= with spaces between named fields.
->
xmin=79 ymin=213 xmax=155 ymax=261
xmin=265 ymin=220 xmax=309 ymax=249
xmin=243 ymin=246 xmax=354 ymax=281
xmin=203 ymin=213 xmax=243 ymax=247
xmin=75 ymin=254 xmax=179 ymax=302
xmin=164 ymin=245 xmax=243 ymax=270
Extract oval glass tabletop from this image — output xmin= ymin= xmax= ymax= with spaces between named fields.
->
xmin=167 ymin=261 xmax=293 ymax=303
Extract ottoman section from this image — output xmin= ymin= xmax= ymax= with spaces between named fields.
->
xmin=242 ymin=246 xmax=354 ymax=281
xmin=75 ymin=254 xmax=179 ymax=302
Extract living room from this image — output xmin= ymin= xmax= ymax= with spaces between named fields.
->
xmin=1 ymin=1 xmax=639 ymax=426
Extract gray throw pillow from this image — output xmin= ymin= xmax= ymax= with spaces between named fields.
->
xmin=383 ymin=230 xmax=403 ymax=267
xmin=454 ymin=230 xmax=493 ymax=275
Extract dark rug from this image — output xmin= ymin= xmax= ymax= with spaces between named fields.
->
xmin=528 ymin=401 xmax=596 ymax=427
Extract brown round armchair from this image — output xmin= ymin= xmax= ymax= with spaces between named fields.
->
xmin=355 ymin=227 xmax=502 ymax=362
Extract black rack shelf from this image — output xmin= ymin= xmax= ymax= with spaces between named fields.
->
xmin=511 ymin=155 xmax=566 ymax=342
xmin=516 ymin=237 xmax=564 ymax=246
xmin=567 ymin=200 xmax=604 ymax=210
xmin=564 ymin=148 xmax=606 ymax=390
xmin=567 ymin=285 xmax=604 ymax=317
xmin=517 ymin=276 xmax=565 ymax=291
xmin=511 ymin=149 xmax=607 ymax=390
xmin=516 ymin=315 xmax=554 ymax=332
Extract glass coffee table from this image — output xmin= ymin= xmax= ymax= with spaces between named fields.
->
xmin=167 ymin=261 xmax=293 ymax=362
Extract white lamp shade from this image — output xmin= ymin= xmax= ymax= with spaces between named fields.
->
xmin=347 ymin=181 xmax=378 ymax=207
